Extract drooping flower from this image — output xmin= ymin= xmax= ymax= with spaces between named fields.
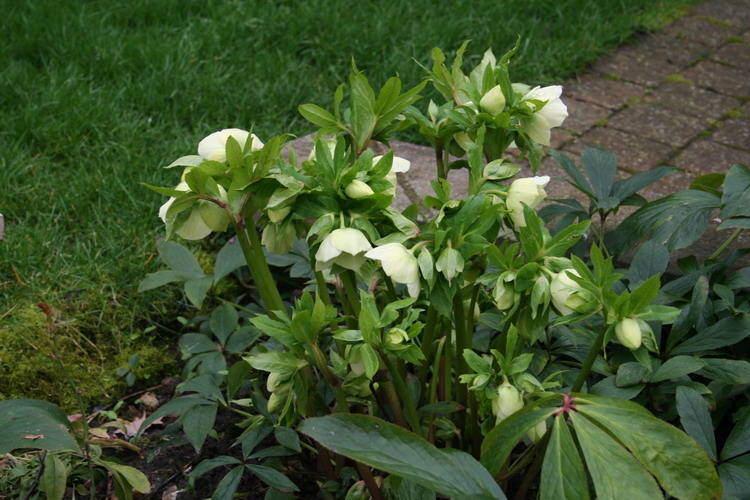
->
xmin=375 ymin=155 xmax=411 ymax=196
xmin=315 ymin=228 xmax=373 ymax=271
xmin=514 ymin=84 xmax=568 ymax=146
xmin=550 ymin=269 xmax=591 ymax=316
xmin=506 ymin=176 xmax=550 ymax=227
xmin=492 ymin=381 xmax=524 ymax=424
xmin=197 ymin=128 xmax=264 ymax=162
xmin=615 ymin=317 xmax=642 ymax=350
xmin=365 ymin=243 xmax=420 ymax=298
xmin=158 ymin=182 xmax=230 ymax=240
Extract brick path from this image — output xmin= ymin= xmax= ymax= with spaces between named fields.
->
xmin=388 ymin=0 xmax=750 ymax=206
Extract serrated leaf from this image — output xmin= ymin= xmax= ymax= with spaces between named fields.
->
xmin=214 ymin=240 xmax=246 ymax=283
xmin=247 ymin=464 xmax=299 ymax=492
xmin=719 ymin=455 xmax=750 ymax=499
xmin=626 ymin=240 xmax=669 ymax=288
xmin=540 ymin=416 xmax=589 ymax=500
xmin=299 ymin=103 xmax=338 ymax=128
xmin=300 ymin=414 xmax=505 ymax=499
xmin=722 ymin=409 xmax=750 ymax=461
xmin=275 ymin=427 xmax=301 ymax=453
xmin=210 ymin=303 xmax=239 ymax=345
xmin=651 ymin=356 xmax=706 ymax=383
xmin=698 ymin=358 xmax=750 ymax=385
xmin=671 ymin=315 xmax=750 ymax=355
xmin=184 ymin=277 xmax=213 ymax=308
xmin=582 ymin=147 xmax=617 ymax=203
xmin=676 ymin=386 xmax=717 ymax=461
xmin=213 ymin=466 xmax=244 ymax=500
xmin=570 ymin=411 xmax=662 ymax=499
xmin=182 ymin=403 xmax=217 ymax=451
xmin=179 ymin=333 xmax=219 ymax=354
xmin=577 ymin=398 xmax=721 ymax=499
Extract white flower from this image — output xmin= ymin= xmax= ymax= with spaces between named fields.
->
xmin=198 ymin=128 xmax=264 ymax=162
xmin=615 ymin=317 xmax=642 ymax=350
xmin=365 ymin=243 xmax=420 ymax=298
xmin=517 ymin=85 xmax=568 ymax=146
xmin=550 ymin=269 xmax=590 ymax=316
xmin=344 ymin=179 xmax=375 ymax=199
xmin=492 ymin=382 xmax=524 ymax=423
xmin=158 ymin=182 xmax=230 ymax=240
xmin=527 ymin=420 xmax=547 ymax=443
xmin=375 ymin=155 xmax=411 ymax=196
xmin=315 ymin=228 xmax=373 ymax=271
xmin=506 ymin=176 xmax=550 ymax=227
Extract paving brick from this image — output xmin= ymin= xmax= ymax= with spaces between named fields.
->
xmin=645 ymin=81 xmax=740 ymax=120
xmin=560 ymin=99 xmax=611 ymax=135
xmin=740 ymin=101 xmax=750 ymax=117
xmin=550 ymin=129 xmax=575 ymax=150
xmin=607 ymin=103 xmax=708 ymax=147
xmin=592 ymin=48 xmax=680 ymax=87
xmin=566 ymin=75 xmax=645 ymax=110
xmin=711 ymin=118 xmax=750 ymax=150
xmin=673 ymin=139 xmax=750 ymax=176
xmin=683 ymin=60 xmax=750 ymax=97
xmin=663 ymin=15 xmax=742 ymax=47
xmin=691 ymin=1 xmax=750 ymax=27
xmin=636 ymin=33 xmax=711 ymax=67
xmin=712 ymin=42 xmax=750 ymax=68
xmin=564 ymin=127 xmax=673 ymax=172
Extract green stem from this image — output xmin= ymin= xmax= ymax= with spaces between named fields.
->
xmin=315 ymin=272 xmax=332 ymax=306
xmin=452 ymin=291 xmax=468 ymax=417
xmin=435 ymin=142 xmax=446 ymax=180
xmin=571 ymin=324 xmax=610 ymax=392
xmin=709 ymin=227 xmax=743 ymax=260
xmin=340 ymin=270 xmax=361 ymax=316
xmin=382 ymin=354 xmax=422 ymax=436
xmin=428 ymin=337 xmax=446 ymax=444
xmin=379 ymin=379 xmax=408 ymax=429
xmin=234 ymin=217 xmax=286 ymax=317
xmin=417 ymin=307 xmax=439 ymax=386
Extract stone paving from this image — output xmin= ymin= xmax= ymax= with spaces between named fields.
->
xmin=291 ymin=0 xmax=750 ymax=226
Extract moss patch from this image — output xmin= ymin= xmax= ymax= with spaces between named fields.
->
xmin=0 ymin=304 xmax=176 ymax=412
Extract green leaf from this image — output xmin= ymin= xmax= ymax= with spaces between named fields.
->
xmin=582 ymin=147 xmax=617 ymax=203
xmin=158 ymin=240 xmax=205 ymax=278
xmin=247 ymin=464 xmax=300 ymax=492
xmin=0 ymin=399 xmax=78 ymax=453
xmin=667 ymin=276 xmax=710 ymax=351
xmin=164 ymin=154 xmax=204 ymax=169
xmin=360 ymin=343 xmax=380 ymax=380
xmin=213 ymin=466 xmax=244 ymax=500
xmin=245 ymin=351 xmax=306 ymax=376
xmin=611 ymin=166 xmax=676 ymax=205
xmin=299 ymin=103 xmax=338 ymax=128
xmin=651 ymin=356 xmax=706 ymax=383
xmin=549 ymin=150 xmax=593 ymax=197
xmin=719 ymin=164 xmax=750 ymax=220
xmin=718 ymin=454 xmax=750 ymax=498
xmin=189 ymin=456 xmax=242 ymax=480
xmin=274 ymin=427 xmax=301 ymax=453
xmin=722 ymin=409 xmax=750 ymax=461
xmin=628 ymin=274 xmax=661 ymax=316
xmin=570 ymin=411 xmax=662 ymax=499
xmin=300 ymin=414 xmax=505 ymax=499
xmin=540 ymin=416 xmax=589 ymax=500
xmin=463 ymin=349 xmax=492 ymax=374
xmin=671 ymin=314 xmax=750 ymax=355
xmin=698 ymin=358 xmax=750 ymax=385
xmin=676 ymin=386 xmax=717 ymax=462
xmin=182 ymin=403 xmax=217 ymax=451
xmin=100 ymin=461 xmax=151 ymax=494
xmin=481 ymin=401 xmax=558 ymax=476
xmin=184 ymin=277 xmax=213 ymax=308
xmin=576 ymin=399 xmax=721 ymax=499
xmin=589 ymin=376 xmax=644 ymax=400
xmin=214 ymin=240 xmax=246 ymax=283
xmin=210 ymin=303 xmax=239 ymax=345
xmin=42 ymin=454 xmax=67 ymax=500
xmin=137 ymin=270 xmax=186 ymax=292
xmin=625 ymin=240 xmax=669 ymax=288
xmin=136 ymin=396 xmax=213 ymax=438
xmin=179 ymin=333 xmax=219 ymax=354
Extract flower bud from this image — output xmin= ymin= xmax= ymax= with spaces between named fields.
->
xmin=492 ymin=382 xmax=524 ymax=423
xmin=267 ymin=392 xmax=286 ymax=414
xmin=493 ymin=279 xmax=515 ymax=310
xmin=198 ymin=128 xmax=263 ymax=162
xmin=550 ymin=269 xmax=589 ymax=316
xmin=615 ymin=317 xmax=642 ymax=350
xmin=480 ymin=85 xmax=506 ymax=116
xmin=267 ymin=205 xmax=292 ymax=223
xmin=506 ymin=176 xmax=550 ymax=227
xmin=454 ymin=132 xmax=473 ymax=152
xmin=266 ymin=372 xmax=286 ymax=393
xmin=349 ymin=349 xmax=365 ymax=377
xmin=527 ymin=420 xmax=547 ymax=443
xmin=344 ymin=179 xmax=375 ymax=199
xmin=386 ymin=328 xmax=408 ymax=346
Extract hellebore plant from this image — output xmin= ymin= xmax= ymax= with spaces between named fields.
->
xmin=141 ymin=42 xmax=724 ymax=500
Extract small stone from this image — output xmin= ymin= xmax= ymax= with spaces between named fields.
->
xmin=607 ymin=103 xmax=709 ymax=147
xmin=646 ymin=82 xmax=740 ymax=120
xmin=566 ymin=75 xmax=645 ymax=110
xmin=683 ymin=60 xmax=750 ymax=97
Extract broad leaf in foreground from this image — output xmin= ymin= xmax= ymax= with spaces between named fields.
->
xmin=540 ymin=415 xmax=589 ymax=500
xmin=299 ymin=414 xmax=505 ymax=500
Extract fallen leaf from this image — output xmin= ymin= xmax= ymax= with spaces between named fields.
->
xmin=139 ymin=392 xmax=160 ymax=410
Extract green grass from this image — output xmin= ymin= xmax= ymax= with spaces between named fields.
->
xmin=0 ymin=0 xmax=699 ymax=402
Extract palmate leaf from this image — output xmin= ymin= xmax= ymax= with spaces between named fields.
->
xmin=575 ymin=394 xmax=721 ymax=500
xmin=299 ymin=414 xmax=505 ymax=499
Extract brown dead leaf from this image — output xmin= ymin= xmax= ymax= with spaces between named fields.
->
xmin=113 ymin=411 xmax=165 ymax=439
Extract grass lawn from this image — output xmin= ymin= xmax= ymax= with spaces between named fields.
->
xmin=0 ymin=0 xmax=699 ymax=403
